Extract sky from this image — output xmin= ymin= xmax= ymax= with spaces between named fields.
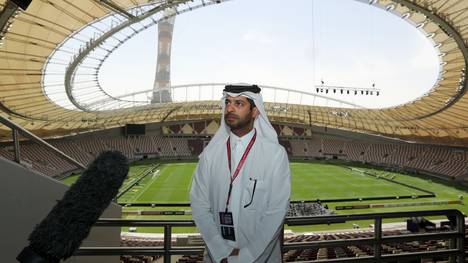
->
xmin=98 ymin=0 xmax=440 ymax=109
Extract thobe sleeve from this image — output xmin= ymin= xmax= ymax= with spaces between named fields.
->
xmin=190 ymin=153 xmax=234 ymax=263
xmin=238 ymin=147 xmax=291 ymax=262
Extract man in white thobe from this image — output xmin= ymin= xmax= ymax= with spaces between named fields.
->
xmin=190 ymin=84 xmax=291 ymax=263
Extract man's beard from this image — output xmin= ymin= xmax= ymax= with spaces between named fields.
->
xmin=224 ymin=112 xmax=254 ymax=131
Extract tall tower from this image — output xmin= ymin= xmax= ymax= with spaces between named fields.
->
xmin=152 ymin=8 xmax=175 ymax=103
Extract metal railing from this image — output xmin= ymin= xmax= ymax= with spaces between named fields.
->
xmin=0 ymin=115 xmax=86 ymax=169
xmin=285 ymin=209 xmax=465 ymax=263
xmin=76 ymin=209 xmax=465 ymax=263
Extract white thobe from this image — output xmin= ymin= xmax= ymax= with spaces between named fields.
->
xmin=190 ymin=130 xmax=291 ymax=263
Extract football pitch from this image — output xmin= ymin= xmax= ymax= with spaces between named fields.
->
xmin=63 ymin=160 xmax=468 ymax=233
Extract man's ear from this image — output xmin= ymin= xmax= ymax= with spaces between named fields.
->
xmin=252 ymin=107 xmax=259 ymax=118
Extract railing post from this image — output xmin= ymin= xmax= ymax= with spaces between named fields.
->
xmin=164 ymin=225 xmax=171 ymax=263
xmin=12 ymin=128 xmax=20 ymax=163
xmin=449 ymin=236 xmax=457 ymax=263
xmin=456 ymin=212 xmax=465 ymax=263
xmin=374 ymin=217 xmax=382 ymax=262
xmin=449 ymin=214 xmax=465 ymax=263
xmin=280 ymin=223 xmax=285 ymax=256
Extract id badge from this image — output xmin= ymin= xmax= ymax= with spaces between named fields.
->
xmin=219 ymin=212 xmax=235 ymax=241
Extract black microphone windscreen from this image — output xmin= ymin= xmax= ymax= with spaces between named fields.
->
xmin=21 ymin=150 xmax=129 ymax=262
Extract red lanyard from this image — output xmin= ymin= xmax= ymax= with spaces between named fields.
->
xmin=225 ymin=129 xmax=257 ymax=211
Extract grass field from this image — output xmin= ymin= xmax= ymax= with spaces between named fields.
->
xmin=62 ymin=160 xmax=468 ymax=233
xmin=119 ymin=163 xmax=194 ymax=203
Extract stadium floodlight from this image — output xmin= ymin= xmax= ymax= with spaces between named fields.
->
xmin=416 ymin=22 xmax=426 ymax=29
xmin=401 ymin=13 xmax=411 ymax=19
xmin=313 ymin=84 xmax=380 ymax=97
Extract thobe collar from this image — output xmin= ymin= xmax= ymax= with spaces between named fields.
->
xmin=229 ymin=127 xmax=256 ymax=150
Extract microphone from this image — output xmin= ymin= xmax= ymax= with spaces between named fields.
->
xmin=17 ymin=150 xmax=129 ymax=263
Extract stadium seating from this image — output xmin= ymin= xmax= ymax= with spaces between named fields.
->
xmin=307 ymin=137 xmax=323 ymax=157
xmin=0 ymin=146 xmax=14 ymax=160
xmin=177 ymin=254 xmax=204 ymax=263
xmin=76 ymin=139 xmax=110 ymax=157
xmin=343 ymin=141 xmax=369 ymax=162
xmin=50 ymin=140 xmax=94 ymax=166
xmin=167 ymin=226 xmax=456 ymax=262
xmin=289 ymin=137 xmax=468 ymax=181
xmin=289 ymin=140 xmax=310 ymax=157
xmin=106 ymin=137 xmax=136 ymax=160
xmin=0 ymin=135 xmax=199 ymax=177
xmin=321 ymin=138 xmax=346 ymax=155
xmin=282 ymin=229 xmax=452 ymax=261
xmin=187 ymin=139 xmax=204 ymax=156
xmin=120 ymin=236 xmax=165 ymax=263
xmin=1 ymin=133 xmax=466 ymax=181
xmin=130 ymin=136 xmax=158 ymax=155
xmin=168 ymin=138 xmax=192 ymax=157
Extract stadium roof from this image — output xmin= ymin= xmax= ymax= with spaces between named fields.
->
xmin=0 ymin=0 xmax=467 ymax=147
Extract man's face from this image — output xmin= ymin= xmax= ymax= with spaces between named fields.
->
xmin=224 ymin=95 xmax=259 ymax=131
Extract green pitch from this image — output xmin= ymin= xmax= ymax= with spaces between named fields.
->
xmin=119 ymin=163 xmax=194 ymax=203
xmin=62 ymin=160 xmax=468 ymax=233
xmin=289 ymin=162 xmax=428 ymax=200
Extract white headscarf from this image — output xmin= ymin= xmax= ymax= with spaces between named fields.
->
xmin=203 ymin=90 xmax=278 ymax=154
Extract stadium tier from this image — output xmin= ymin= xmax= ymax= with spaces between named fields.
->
xmin=1 ymin=133 xmax=467 ymax=180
